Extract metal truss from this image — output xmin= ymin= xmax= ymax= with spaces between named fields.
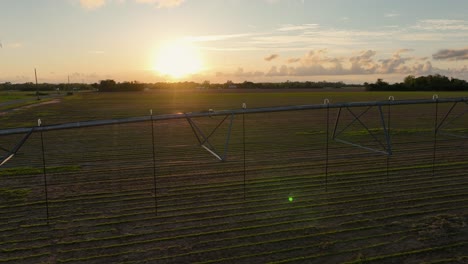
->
xmin=0 ymin=128 xmax=34 ymax=167
xmin=332 ymin=105 xmax=391 ymax=155
xmin=0 ymin=97 xmax=467 ymax=167
xmin=185 ymin=113 xmax=235 ymax=161
xmin=437 ymin=101 xmax=468 ymax=139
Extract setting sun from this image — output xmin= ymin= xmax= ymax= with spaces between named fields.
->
xmin=153 ymin=41 xmax=204 ymax=79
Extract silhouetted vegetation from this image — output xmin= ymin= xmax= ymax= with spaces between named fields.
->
xmin=2 ymin=75 xmax=467 ymax=93
xmin=366 ymin=74 xmax=468 ymax=91
xmin=91 ymin=79 xmax=353 ymax=91
xmin=0 ymin=82 xmax=92 ymax=92
xmin=95 ymin=80 xmax=145 ymax=92
xmin=145 ymin=80 xmax=352 ymax=90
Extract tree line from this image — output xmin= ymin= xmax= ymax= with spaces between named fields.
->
xmin=2 ymin=74 xmax=467 ymax=92
xmin=0 ymin=79 xmax=352 ymax=92
xmin=94 ymin=79 xmax=352 ymax=91
xmin=366 ymin=74 xmax=468 ymax=91
xmin=0 ymin=82 xmax=92 ymax=92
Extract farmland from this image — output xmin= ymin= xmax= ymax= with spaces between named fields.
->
xmin=0 ymin=90 xmax=467 ymax=263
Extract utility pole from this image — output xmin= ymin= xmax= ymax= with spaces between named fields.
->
xmin=35 ymin=68 xmax=40 ymax=100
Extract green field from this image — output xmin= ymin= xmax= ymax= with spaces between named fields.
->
xmin=0 ymin=90 xmax=467 ymax=263
xmin=1 ymin=90 xmax=467 ymax=128
xmin=0 ymin=91 xmax=35 ymax=103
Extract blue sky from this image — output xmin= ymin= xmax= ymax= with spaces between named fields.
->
xmin=1 ymin=0 xmax=467 ymax=83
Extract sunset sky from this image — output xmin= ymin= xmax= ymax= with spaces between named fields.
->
xmin=1 ymin=0 xmax=467 ymax=84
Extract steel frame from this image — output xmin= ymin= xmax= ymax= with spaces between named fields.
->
xmin=332 ymin=105 xmax=392 ymax=155
xmin=437 ymin=101 xmax=468 ymax=139
xmin=0 ymin=128 xmax=34 ymax=166
xmin=185 ymin=114 xmax=235 ymax=161
xmin=0 ymin=97 xmax=467 ymax=166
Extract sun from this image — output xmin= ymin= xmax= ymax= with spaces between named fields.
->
xmin=153 ymin=41 xmax=204 ymax=79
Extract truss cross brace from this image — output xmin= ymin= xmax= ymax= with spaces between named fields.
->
xmin=186 ymin=114 xmax=235 ymax=161
xmin=437 ymin=101 xmax=467 ymax=139
xmin=0 ymin=128 xmax=34 ymax=167
xmin=332 ymin=106 xmax=392 ymax=155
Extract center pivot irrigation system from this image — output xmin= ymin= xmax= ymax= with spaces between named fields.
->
xmin=1 ymin=96 xmax=467 ymax=163
xmin=0 ymin=96 xmax=467 ymax=221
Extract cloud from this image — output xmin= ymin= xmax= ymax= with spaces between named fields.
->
xmin=215 ymin=68 xmax=264 ymax=79
xmin=385 ymin=13 xmax=400 ymax=18
xmin=378 ymin=52 xmax=412 ymax=74
xmin=264 ymin=54 xmax=279 ymax=61
xmin=265 ymin=49 xmax=439 ymax=77
xmin=185 ymin=33 xmax=253 ymax=42
xmin=433 ymin=48 xmax=468 ymax=61
xmin=301 ymin=49 xmax=342 ymax=65
xmin=80 ymin=0 xmax=106 ymax=10
xmin=265 ymin=0 xmax=305 ymax=4
xmin=220 ymin=47 xmax=464 ymax=80
xmin=413 ymin=19 xmax=468 ymax=31
xmin=232 ymin=68 xmax=264 ymax=78
xmin=267 ymin=65 xmax=290 ymax=76
xmin=277 ymin=24 xmax=319 ymax=32
xmin=79 ymin=0 xmax=184 ymax=9
xmin=135 ymin=0 xmax=184 ymax=8
xmin=0 ymin=42 xmax=24 ymax=49
xmin=268 ymin=49 xmax=346 ymax=76
xmin=396 ymin=48 xmax=413 ymax=54
xmin=349 ymin=50 xmax=378 ymax=74
xmin=247 ymin=27 xmax=393 ymax=51
xmin=287 ymin=58 xmax=301 ymax=63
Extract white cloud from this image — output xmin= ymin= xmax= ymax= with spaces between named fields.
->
xmin=378 ymin=52 xmax=412 ymax=74
xmin=349 ymin=50 xmax=378 ymax=74
xmin=413 ymin=19 xmax=468 ymax=31
xmin=246 ymin=27 xmax=393 ymax=51
xmin=277 ymin=24 xmax=320 ymax=31
xmin=78 ymin=0 xmax=184 ymax=9
xmin=80 ymin=0 xmax=106 ymax=10
xmin=217 ymin=47 xmax=467 ymax=81
xmin=266 ymin=49 xmax=439 ymax=77
xmin=385 ymin=13 xmax=400 ymax=18
xmin=264 ymin=0 xmax=304 ymax=4
xmin=0 ymin=41 xmax=24 ymax=49
xmin=184 ymin=33 xmax=254 ymax=42
xmin=396 ymin=48 xmax=413 ymax=54
xmin=134 ymin=0 xmax=184 ymax=8
xmin=232 ymin=68 xmax=264 ymax=78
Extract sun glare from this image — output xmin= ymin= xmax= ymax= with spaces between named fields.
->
xmin=153 ymin=41 xmax=203 ymax=79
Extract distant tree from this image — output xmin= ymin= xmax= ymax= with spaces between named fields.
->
xmin=99 ymin=79 xmax=117 ymax=92
xmin=225 ymin=80 xmax=234 ymax=88
xmin=403 ymin=75 xmax=415 ymax=88
xmin=0 ymin=82 xmax=12 ymax=90
xmin=367 ymin=74 xmax=468 ymax=91
xmin=366 ymin=78 xmax=390 ymax=91
xmin=202 ymin=80 xmax=210 ymax=88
